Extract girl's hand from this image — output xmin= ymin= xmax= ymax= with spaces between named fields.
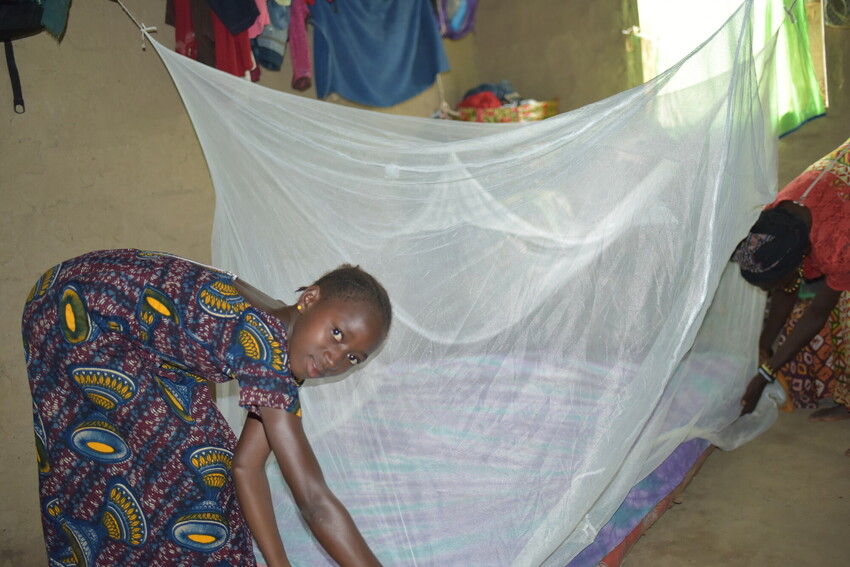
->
xmin=740 ymin=373 xmax=769 ymax=416
xmin=758 ymin=347 xmax=773 ymax=365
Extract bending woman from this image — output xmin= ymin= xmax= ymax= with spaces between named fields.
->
xmin=23 ymin=248 xmax=391 ymax=566
xmin=733 ymin=137 xmax=850 ymax=433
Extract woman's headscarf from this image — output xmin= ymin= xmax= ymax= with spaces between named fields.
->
xmin=732 ymin=207 xmax=809 ymax=286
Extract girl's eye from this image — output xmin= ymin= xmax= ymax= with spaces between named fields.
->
xmin=332 ymin=328 xmax=343 ymax=342
xmin=347 ymin=354 xmax=360 ymax=366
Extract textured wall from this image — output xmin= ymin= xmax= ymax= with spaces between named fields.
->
xmin=472 ymin=0 xmax=633 ymax=111
xmin=0 ymin=5 xmax=212 ymax=565
xmin=0 ymin=3 xmax=472 ymax=565
xmin=1 ymin=1 xmax=847 ymax=566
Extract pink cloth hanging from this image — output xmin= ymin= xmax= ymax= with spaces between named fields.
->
xmin=289 ymin=0 xmax=312 ymax=91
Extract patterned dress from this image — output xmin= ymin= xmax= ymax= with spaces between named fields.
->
xmin=765 ymin=137 xmax=850 ymax=410
xmin=768 ymin=293 xmax=850 ymax=410
xmin=23 ymin=249 xmax=302 ymax=566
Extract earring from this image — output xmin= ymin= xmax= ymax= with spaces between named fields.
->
xmin=297 ymin=304 xmax=302 ymax=311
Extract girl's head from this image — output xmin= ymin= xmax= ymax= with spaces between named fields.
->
xmin=308 ymin=264 xmax=393 ymax=333
xmin=287 ymin=264 xmax=392 ymax=381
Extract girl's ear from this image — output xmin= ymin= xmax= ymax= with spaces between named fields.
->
xmin=299 ymin=285 xmax=322 ymax=310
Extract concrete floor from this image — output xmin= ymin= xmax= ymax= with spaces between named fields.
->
xmin=625 ymin=409 xmax=850 ymax=567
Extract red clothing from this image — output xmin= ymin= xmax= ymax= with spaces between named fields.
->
xmin=769 ymin=137 xmax=850 ymax=291
xmin=289 ymin=0 xmax=312 ymax=91
xmin=457 ymin=91 xmax=502 ymax=109
xmin=213 ymin=11 xmax=255 ymax=77
xmin=171 ymin=0 xmax=255 ymax=77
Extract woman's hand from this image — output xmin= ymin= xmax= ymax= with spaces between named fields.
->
xmin=740 ymin=373 xmax=769 ymax=416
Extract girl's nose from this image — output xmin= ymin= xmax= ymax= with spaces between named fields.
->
xmin=325 ymin=348 xmax=343 ymax=374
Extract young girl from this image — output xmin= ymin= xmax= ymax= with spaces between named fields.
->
xmin=23 ymin=248 xmax=391 ymax=566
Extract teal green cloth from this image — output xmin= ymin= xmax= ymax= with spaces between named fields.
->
xmin=773 ymin=0 xmax=826 ymax=135
xmin=41 ymin=0 xmax=71 ymax=38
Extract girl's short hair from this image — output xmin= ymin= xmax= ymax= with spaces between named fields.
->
xmin=300 ymin=264 xmax=392 ymax=333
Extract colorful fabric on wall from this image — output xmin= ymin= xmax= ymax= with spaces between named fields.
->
xmin=437 ymin=0 xmax=478 ymax=39
xmin=309 ymin=0 xmax=450 ymax=106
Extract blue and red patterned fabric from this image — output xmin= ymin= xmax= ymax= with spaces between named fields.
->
xmin=23 ymin=248 xmax=300 ymax=566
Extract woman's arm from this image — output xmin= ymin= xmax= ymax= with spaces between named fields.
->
xmin=258 ymin=406 xmax=383 ymax=567
xmin=741 ymin=282 xmax=841 ymax=415
xmin=234 ymin=413 xmax=291 ymax=567
xmin=767 ymin=281 xmax=841 ymax=370
xmin=758 ymin=289 xmax=798 ymax=357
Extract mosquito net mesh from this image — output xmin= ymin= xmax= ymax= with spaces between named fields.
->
xmin=149 ymin=1 xmax=789 ymax=564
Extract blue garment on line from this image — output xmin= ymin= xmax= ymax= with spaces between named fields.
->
xmin=310 ymin=0 xmax=450 ymax=108
xmin=251 ymin=0 xmax=290 ymax=71
xmin=207 ymin=0 xmax=259 ymax=35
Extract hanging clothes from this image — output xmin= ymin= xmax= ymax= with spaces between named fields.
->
xmin=247 ymin=0 xmax=271 ymax=39
xmin=212 ymin=10 xmax=255 ymax=77
xmin=252 ymin=0 xmax=290 ymax=72
xmin=437 ymin=0 xmax=478 ymax=39
xmin=207 ymin=0 xmax=260 ymax=35
xmin=167 ymin=0 xmax=215 ymax=67
xmin=288 ymin=0 xmax=312 ymax=90
xmin=168 ymin=0 xmax=256 ymax=77
xmin=309 ymin=0 xmax=449 ymax=107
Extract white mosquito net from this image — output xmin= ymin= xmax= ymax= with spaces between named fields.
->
xmin=149 ymin=1 xmax=789 ymax=564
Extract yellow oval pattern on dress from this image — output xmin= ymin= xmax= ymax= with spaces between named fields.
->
xmin=145 ymin=296 xmax=172 ymax=317
xmin=59 ymin=285 xmax=92 ymax=344
xmin=199 ymin=280 xmax=250 ymax=318
xmin=87 ymin=441 xmax=116 ymax=454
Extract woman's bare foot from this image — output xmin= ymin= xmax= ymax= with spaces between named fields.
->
xmin=807 ymin=404 xmax=850 ymax=422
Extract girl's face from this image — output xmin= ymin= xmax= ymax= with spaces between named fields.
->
xmin=286 ymin=289 xmax=386 ymax=381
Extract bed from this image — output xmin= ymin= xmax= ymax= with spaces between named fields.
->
xmin=148 ymin=1 xmax=783 ymax=562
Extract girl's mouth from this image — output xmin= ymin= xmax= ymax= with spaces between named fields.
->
xmin=308 ymin=356 xmax=322 ymax=378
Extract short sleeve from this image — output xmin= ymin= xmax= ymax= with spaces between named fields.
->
xmin=226 ymin=309 xmax=302 ymax=417
xmin=776 ymin=165 xmax=850 ymax=292
xmin=825 ymin=272 xmax=850 ymax=292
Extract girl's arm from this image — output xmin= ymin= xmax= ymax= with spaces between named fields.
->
xmin=234 ymin=413 xmax=291 ymax=567
xmin=257 ymin=406 xmax=383 ymax=567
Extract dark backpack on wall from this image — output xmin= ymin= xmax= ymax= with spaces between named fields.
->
xmin=1 ymin=0 xmax=45 ymax=113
